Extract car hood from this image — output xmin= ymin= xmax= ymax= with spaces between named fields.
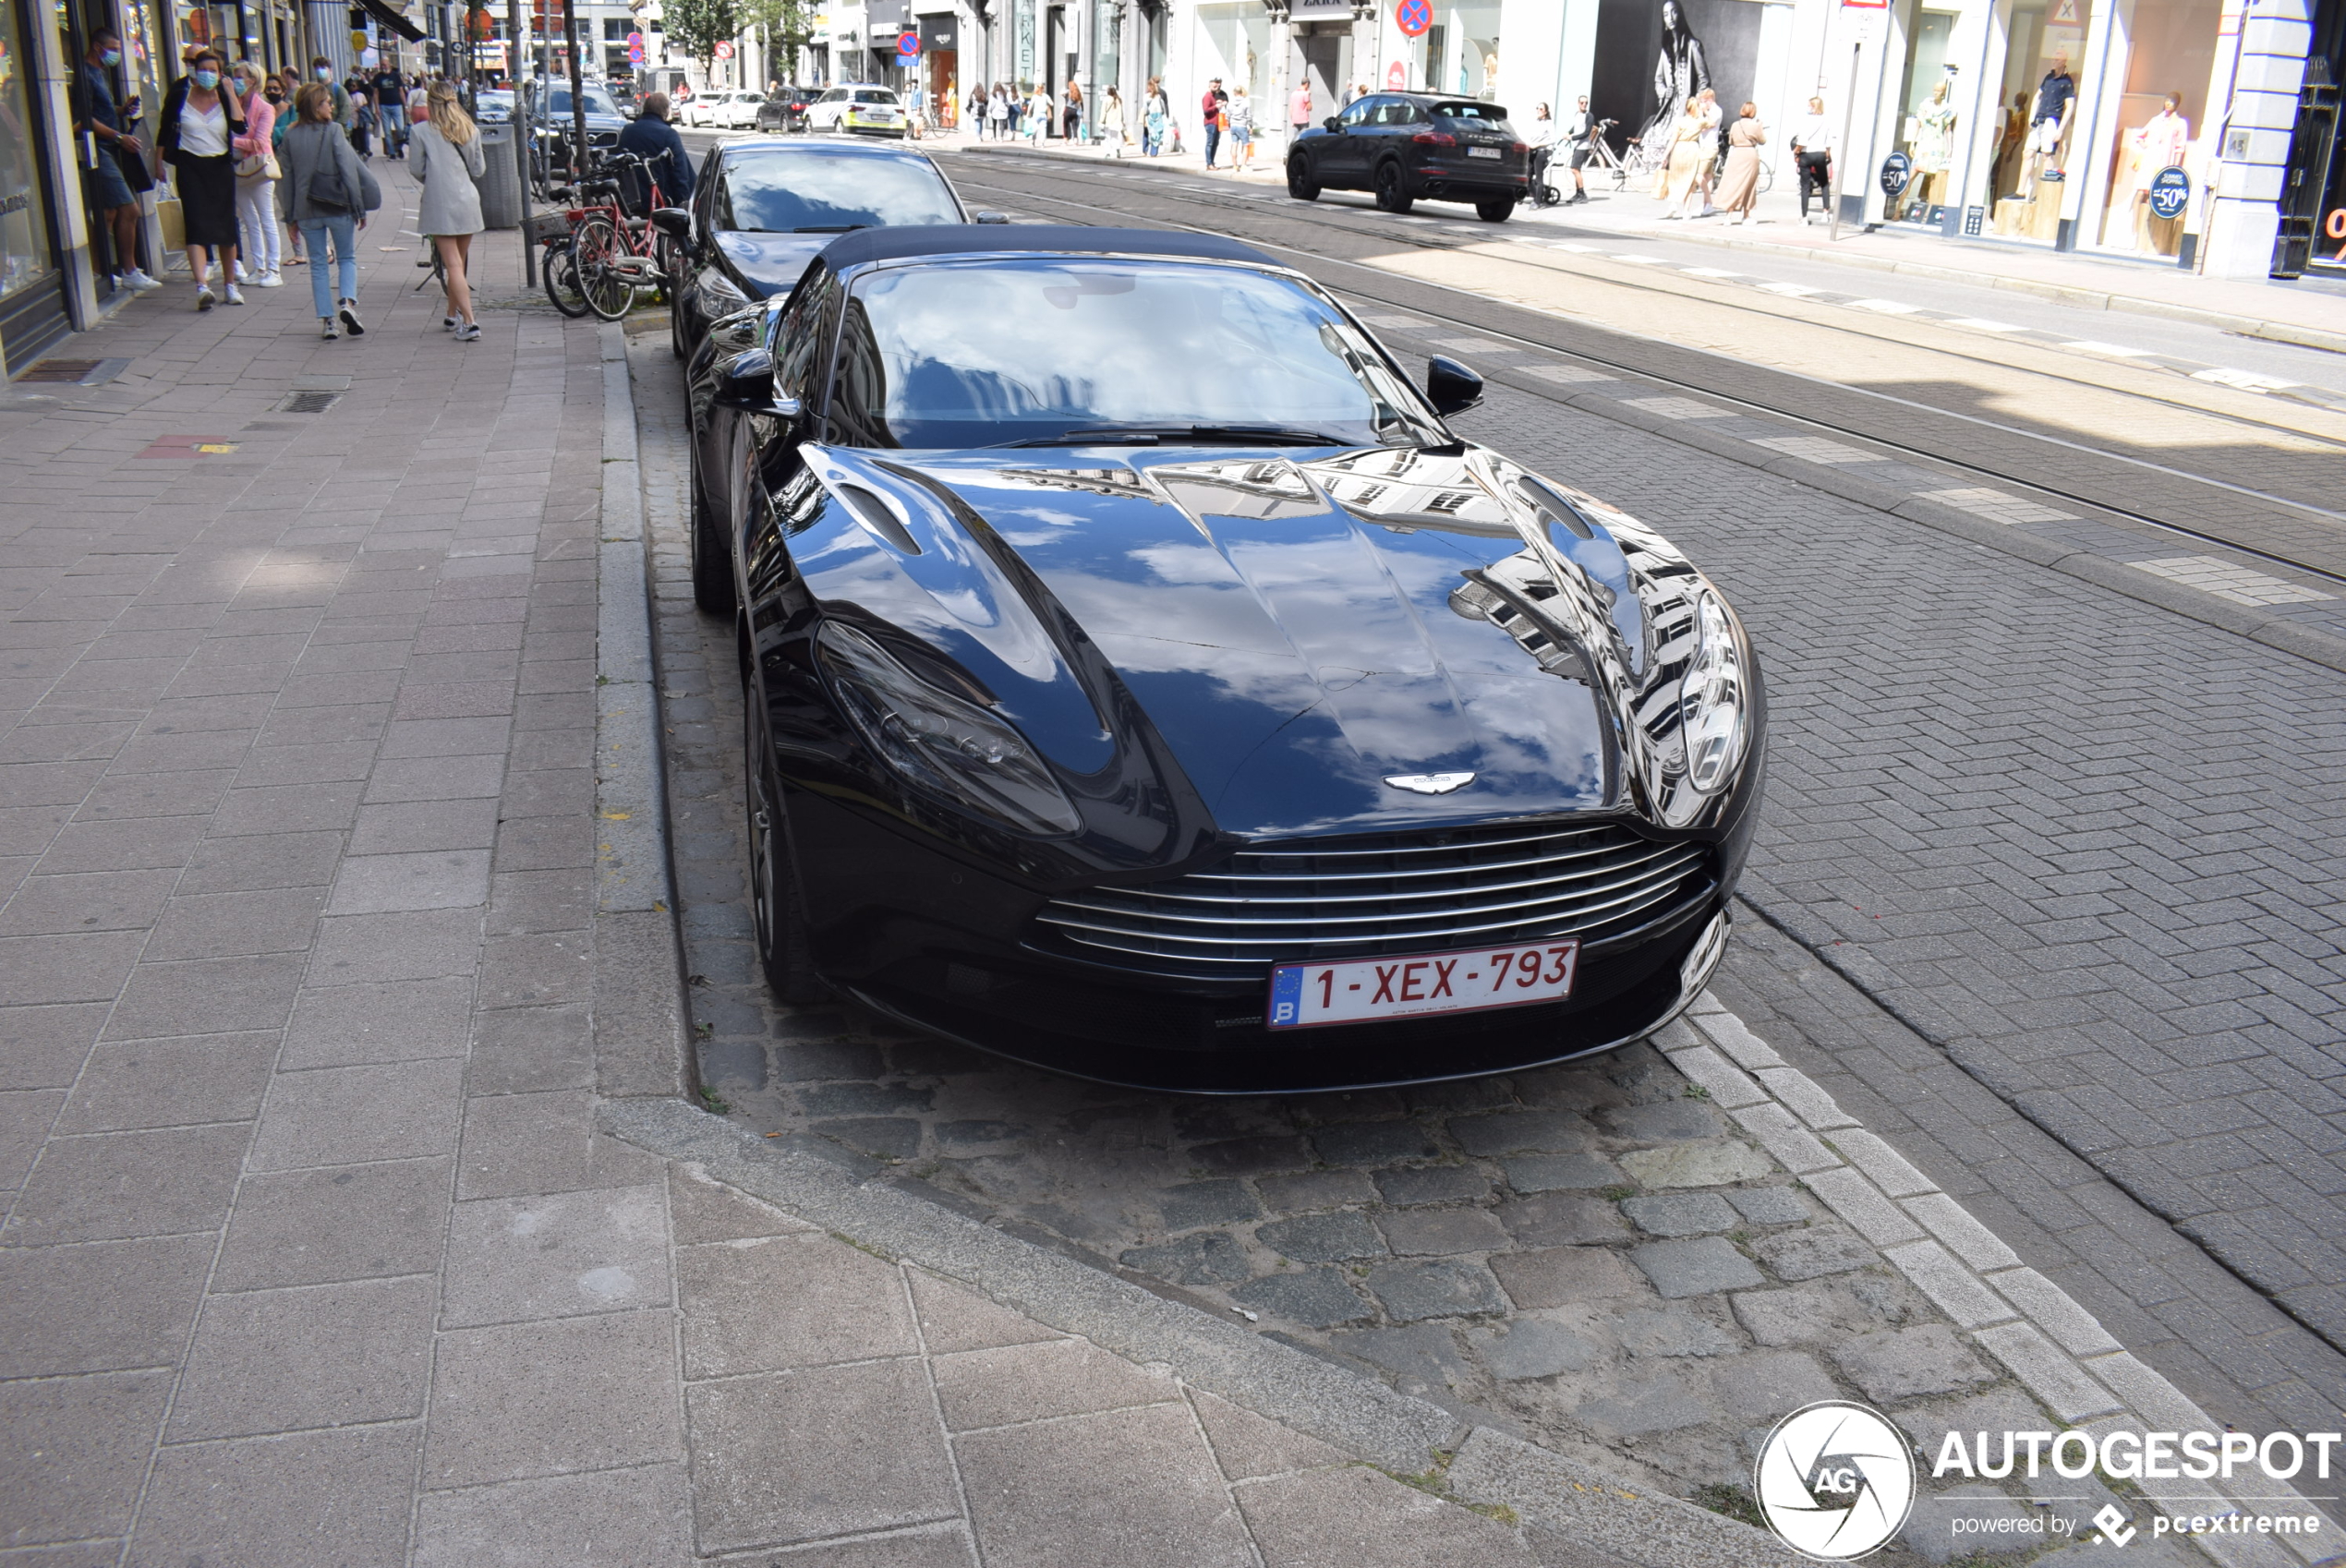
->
xmin=713 ymin=231 xmax=832 ymax=297
xmin=796 ymin=443 xmax=1676 ymax=842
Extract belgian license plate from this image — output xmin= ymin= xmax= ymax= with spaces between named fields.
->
xmin=1468 ymin=146 xmax=1503 ymax=159
xmin=1267 ymin=940 xmax=1578 ymax=1030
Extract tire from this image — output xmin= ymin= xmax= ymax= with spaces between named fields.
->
xmin=743 ymin=672 xmax=828 ymax=1006
xmin=670 ymin=271 xmax=692 ymax=359
xmin=1373 ymin=161 xmax=1413 ymax=214
xmin=573 ymin=213 xmax=634 ymax=321
xmin=541 ymin=240 xmax=590 ymax=318
xmin=688 ymin=443 xmax=737 ymax=615
xmin=1476 ymin=196 xmax=1517 ymax=223
xmin=1286 ymin=158 xmax=1320 ymax=200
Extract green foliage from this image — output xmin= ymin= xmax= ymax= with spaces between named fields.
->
xmin=740 ymin=0 xmax=816 ymax=53
xmin=661 ymin=0 xmax=741 ymax=68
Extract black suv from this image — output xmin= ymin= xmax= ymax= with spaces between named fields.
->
xmin=1287 ymin=92 xmax=1529 ymax=221
xmin=754 ymin=83 xmax=816 ymax=133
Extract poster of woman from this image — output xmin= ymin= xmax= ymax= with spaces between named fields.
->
xmin=1590 ymin=0 xmax=1764 ymax=165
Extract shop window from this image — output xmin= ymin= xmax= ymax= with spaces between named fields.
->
xmin=1984 ymin=0 xmax=2091 ymax=244
xmin=0 ymin=0 xmax=58 ymax=306
xmin=1890 ymin=8 xmax=1961 ymax=223
xmin=2094 ymin=0 xmax=2219 ymax=254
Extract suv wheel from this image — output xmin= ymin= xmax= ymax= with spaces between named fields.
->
xmin=1476 ymin=196 xmax=1518 ymax=222
xmin=1373 ymin=162 xmax=1413 ymax=214
xmin=1287 ymin=158 xmax=1320 ymax=200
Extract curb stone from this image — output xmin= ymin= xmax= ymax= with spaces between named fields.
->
xmin=593 ymin=320 xmax=695 ymax=1104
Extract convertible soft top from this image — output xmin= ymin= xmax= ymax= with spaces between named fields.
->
xmin=815 ymin=224 xmax=1277 ymax=271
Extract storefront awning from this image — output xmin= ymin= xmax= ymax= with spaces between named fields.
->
xmin=356 ymin=0 xmax=428 ymax=45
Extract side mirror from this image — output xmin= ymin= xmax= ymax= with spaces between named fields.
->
xmin=973 ymin=210 xmax=1010 ymax=224
xmin=1323 ymin=115 xmax=1343 ymax=133
xmin=713 ymin=348 xmax=803 ymax=418
xmin=1425 ymin=356 xmax=1483 ymax=416
xmin=649 ymin=207 xmax=693 ymax=241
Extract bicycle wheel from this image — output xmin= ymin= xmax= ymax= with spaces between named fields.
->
xmin=573 ymin=214 xmax=634 ymax=321
xmin=542 ymin=239 xmax=590 ymax=319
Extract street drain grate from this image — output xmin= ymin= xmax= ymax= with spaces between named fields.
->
xmin=276 ymin=390 xmax=343 ymax=413
xmin=17 ymin=356 xmax=130 ymax=386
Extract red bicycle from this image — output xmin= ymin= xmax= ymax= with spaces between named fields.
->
xmin=536 ymin=151 xmax=678 ymax=321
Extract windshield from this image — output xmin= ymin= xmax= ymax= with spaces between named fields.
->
xmin=546 ymin=84 xmax=621 ymax=116
xmin=715 ymin=151 xmax=961 ymax=233
xmin=826 ymin=259 xmax=1444 ymax=451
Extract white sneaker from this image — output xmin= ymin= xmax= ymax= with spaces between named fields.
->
xmin=224 ymin=283 xmax=246 ymax=306
xmin=120 ymin=269 xmax=163 ymax=294
xmin=233 ymin=260 xmax=248 ymax=282
xmin=338 ymin=300 xmax=366 ymax=337
xmin=254 ymin=271 xmax=284 ymax=287
xmin=195 ymin=286 xmax=215 ymax=311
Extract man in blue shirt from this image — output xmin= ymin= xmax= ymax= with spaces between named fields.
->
xmin=76 ymin=29 xmax=162 ymax=293
xmin=616 ymin=92 xmax=695 ymax=207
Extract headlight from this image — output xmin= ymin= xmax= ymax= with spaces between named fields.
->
xmin=699 ymin=271 xmax=748 ymax=310
xmin=817 ymin=621 xmax=1082 ymax=837
xmin=1680 ymin=587 xmax=1747 ymax=796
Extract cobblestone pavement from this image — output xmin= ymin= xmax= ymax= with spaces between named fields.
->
xmin=630 ymin=297 xmax=2344 ymax=1557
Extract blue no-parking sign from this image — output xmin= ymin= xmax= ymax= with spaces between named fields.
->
xmin=896 ymin=30 xmax=920 ymax=61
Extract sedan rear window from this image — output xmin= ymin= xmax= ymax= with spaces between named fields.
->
xmin=826 ymin=259 xmax=1445 ymax=451
xmin=714 ymin=151 xmax=962 ymax=233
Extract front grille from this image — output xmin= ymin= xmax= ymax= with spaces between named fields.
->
xmin=1036 ymin=820 xmax=1711 ymax=982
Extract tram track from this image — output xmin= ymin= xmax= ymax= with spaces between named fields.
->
xmin=939 ymin=153 xmax=2346 ymax=594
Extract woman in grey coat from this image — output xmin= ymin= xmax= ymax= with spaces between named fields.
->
xmin=277 ymin=80 xmax=377 ymax=339
xmin=412 ymin=80 xmax=487 ymax=341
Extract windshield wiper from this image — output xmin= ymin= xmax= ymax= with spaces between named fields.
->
xmin=792 ymin=223 xmax=872 ymax=234
xmin=996 ymin=425 xmax=1356 ymax=449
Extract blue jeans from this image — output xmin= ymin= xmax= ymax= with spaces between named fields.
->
xmin=1203 ymin=125 xmax=1221 ymax=167
xmin=298 ymin=215 xmax=357 ymax=317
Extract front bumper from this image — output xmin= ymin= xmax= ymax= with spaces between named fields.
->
xmin=784 ymin=784 xmax=1746 ymax=1093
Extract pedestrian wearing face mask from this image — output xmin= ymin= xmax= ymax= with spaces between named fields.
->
xmin=74 ymin=29 xmax=161 ymax=294
xmin=310 ymin=57 xmax=351 ymax=127
xmin=231 ymin=62 xmax=283 ymax=286
xmin=158 ymin=46 xmax=248 ymax=309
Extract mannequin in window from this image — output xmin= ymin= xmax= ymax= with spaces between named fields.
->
xmin=1993 ymin=90 xmax=2029 ymax=199
xmin=2131 ymin=92 xmax=2190 ymax=251
xmin=1917 ymin=75 xmax=1957 ymax=173
xmin=2020 ymin=54 xmax=2074 ymax=199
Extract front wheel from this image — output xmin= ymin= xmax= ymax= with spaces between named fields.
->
xmin=687 ymin=445 xmax=736 ymax=615
xmin=573 ymin=213 xmax=634 ymax=321
xmin=744 ymin=677 xmax=828 ymax=1007
xmin=1373 ymin=162 xmax=1414 ymax=214
xmin=541 ymin=239 xmax=590 ymax=318
xmin=1477 ymin=196 xmax=1517 ymax=223
xmin=1287 ymin=158 xmax=1320 ymax=200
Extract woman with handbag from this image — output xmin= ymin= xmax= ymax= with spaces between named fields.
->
xmin=157 ymin=46 xmax=248 ymax=310
xmin=412 ymin=80 xmax=487 ymax=342
xmin=278 ymin=81 xmax=373 ymax=339
xmin=230 ymin=63 xmax=282 ymax=287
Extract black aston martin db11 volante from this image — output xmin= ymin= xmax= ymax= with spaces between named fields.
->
xmin=683 ymin=226 xmax=1764 ymax=1092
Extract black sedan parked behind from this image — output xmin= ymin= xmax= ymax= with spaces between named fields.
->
xmin=1288 ymin=92 xmax=1530 ymax=220
xmin=657 ymin=138 xmax=1003 ymax=359
xmin=681 ymin=225 xmax=1764 ymax=1093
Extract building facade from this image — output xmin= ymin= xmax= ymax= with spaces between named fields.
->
xmin=743 ymin=0 xmax=2338 ymax=280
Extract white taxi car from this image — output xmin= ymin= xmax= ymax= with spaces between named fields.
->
xmin=807 ymin=84 xmax=907 ymax=139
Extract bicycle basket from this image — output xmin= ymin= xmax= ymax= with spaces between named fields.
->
xmin=526 ymin=211 xmax=573 ymax=246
